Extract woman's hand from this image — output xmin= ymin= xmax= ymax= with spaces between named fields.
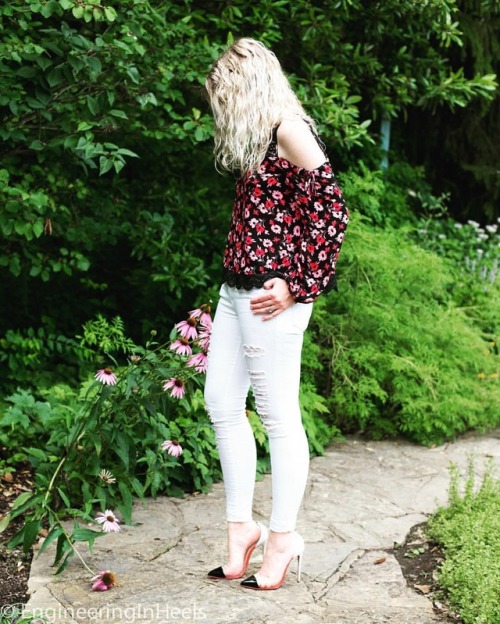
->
xmin=250 ymin=277 xmax=294 ymax=321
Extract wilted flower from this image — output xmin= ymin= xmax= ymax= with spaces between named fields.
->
xmin=176 ymin=317 xmax=198 ymax=340
xmin=161 ymin=440 xmax=183 ymax=457
xmin=129 ymin=355 xmax=141 ymax=364
xmin=189 ymin=304 xmax=212 ymax=326
xmin=95 ymin=510 xmax=121 ymax=533
xmin=98 ymin=469 xmax=116 ymax=485
xmin=91 ymin=570 xmax=116 ymax=591
xmin=95 ymin=368 xmax=117 ymax=386
xmin=170 ymin=337 xmax=193 ymax=356
xmin=187 ymin=352 xmax=208 ymax=373
xmin=163 ymin=378 xmax=185 ymax=399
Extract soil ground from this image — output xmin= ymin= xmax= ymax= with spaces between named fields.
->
xmin=0 ymin=463 xmax=35 ymax=609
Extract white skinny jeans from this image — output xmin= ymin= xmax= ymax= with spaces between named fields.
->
xmin=204 ymin=283 xmax=312 ymax=532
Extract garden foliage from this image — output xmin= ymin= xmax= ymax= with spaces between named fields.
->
xmin=0 ymin=0 xmax=498 ymax=557
xmin=428 ymin=461 xmax=500 ymax=624
xmin=304 ymin=213 xmax=499 ymax=445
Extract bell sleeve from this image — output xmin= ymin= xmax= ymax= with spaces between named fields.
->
xmin=286 ymin=162 xmax=350 ymax=303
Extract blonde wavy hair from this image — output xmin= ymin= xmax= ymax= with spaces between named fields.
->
xmin=205 ymin=38 xmax=314 ymax=176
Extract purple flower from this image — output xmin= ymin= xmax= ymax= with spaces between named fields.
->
xmin=187 ymin=352 xmax=208 ymax=373
xmin=91 ymin=570 xmax=116 ymax=591
xmin=95 ymin=509 xmax=120 ymax=533
xmin=176 ymin=317 xmax=198 ymax=340
xmin=95 ymin=368 xmax=117 ymax=385
xmin=163 ymin=378 xmax=185 ymax=399
xmin=161 ymin=440 xmax=183 ymax=457
xmin=197 ymin=329 xmax=211 ymax=352
xmin=170 ymin=337 xmax=193 ymax=356
xmin=189 ymin=304 xmax=212 ymax=326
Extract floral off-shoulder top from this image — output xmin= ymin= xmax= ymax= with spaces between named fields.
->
xmin=222 ymin=126 xmax=350 ymax=304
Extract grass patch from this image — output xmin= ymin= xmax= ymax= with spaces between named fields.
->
xmin=427 ymin=459 xmax=500 ymax=624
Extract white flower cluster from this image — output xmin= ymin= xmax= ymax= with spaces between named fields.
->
xmin=463 ymin=217 xmax=500 ymax=284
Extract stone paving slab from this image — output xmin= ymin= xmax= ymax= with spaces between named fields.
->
xmin=23 ymin=431 xmax=500 ymax=624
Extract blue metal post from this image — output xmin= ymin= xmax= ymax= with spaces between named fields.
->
xmin=380 ymin=113 xmax=391 ymax=170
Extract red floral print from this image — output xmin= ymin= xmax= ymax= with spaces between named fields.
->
xmin=223 ymin=129 xmax=350 ymax=303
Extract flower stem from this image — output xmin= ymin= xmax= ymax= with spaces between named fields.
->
xmin=55 ymin=518 xmax=96 ymax=577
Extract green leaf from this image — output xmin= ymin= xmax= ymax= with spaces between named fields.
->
xmin=56 ymin=487 xmax=71 ymax=508
xmin=99 ymin=156 xmax=114 ymax=175
xmin=33 ymin=220 xmax=44 ymax=238
xmin=23 ymin=519 xmax=42 ymax=553
xmin=109 ymin=109 xmax=128 ymax=119
xmin=37 ymin=526 xmax=63 ymax=556
xmin=72 ymin=527 xmax=101 ymax=542
xmin=104 ymin=6 xmax=117 ymax=21
xmin=54 ymin=532 xmax=71 ymax=565
xmin=114 ymin=432 xmax=130 ymax=470
xmin=0 ymin=514 xmax=11 ymax=534
xmin=9 ymin=491 xmax=34 ymax=513
xmin=77 ymin=121 xmax=95 ymax=132
xmin=113 ymin=159 xmax=125 ymax=173
xmin=26 ymin=447 xmax=48 ymax=461
xmin=86 ymin=95 xmax=100 ymax=116
xmin=55 ymin=550 xmax=73 ymax=574
xmin=117 ymin=148 xmax=139 ymax=158
xmin=118 ymin=481 xmax=133 ymax=524
xmin=29 ymin=140 xmax=46 ymax=151
xmin=72 ymin=5 xmax=84 ymax=19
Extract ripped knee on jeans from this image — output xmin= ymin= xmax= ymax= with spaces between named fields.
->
xmin=248 ymin=369 xmax=271 ymax=426
xmin=243 ymin=344 xmax=265 ymax=358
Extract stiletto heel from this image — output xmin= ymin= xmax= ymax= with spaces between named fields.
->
xmin=241 ymin=533 xmax=305 ymax=590
xmin=208 ymin=521 xmax=268 ymax=580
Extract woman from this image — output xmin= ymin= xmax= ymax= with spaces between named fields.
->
xmin=203 ymin=38 xmax=349 ymax=591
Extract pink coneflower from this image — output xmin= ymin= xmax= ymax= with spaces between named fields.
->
xmin=161 ymin=440 xmax=183 ymax=457
xmin=197 ymin=327 xmax=211 ymax=352
xmin=170 ymin=337 xmax=193 ymax=356
xmin=95 ymin=509 xmax=121 ymax=533
xmin=199 ymin=314 xmax=212 ymax=330
xmin=91 ymin=570 xmax=116 ymax=591
xmin=176 ymin=317 xmax=198 ymax=340
xmin=95 ymin=368 xmax=117 ymax=385
xmin=187 ymin=352 xmax=208 ymax=373
xmin=189 ymin=304 xmax=212 ymax=326
xmin=163 ymin=378 xmax=185 ymax=399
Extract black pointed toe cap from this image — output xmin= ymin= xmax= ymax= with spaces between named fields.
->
xmin=240 ymin=574 xmax=259 ymax=588
xmin=207 ymin=566 xmax=226 ymax=579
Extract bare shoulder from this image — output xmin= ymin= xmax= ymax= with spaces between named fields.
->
xmin=277 ymin=117 xmax=326 ymax=171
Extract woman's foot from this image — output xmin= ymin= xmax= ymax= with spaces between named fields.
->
xmin=207 ymin=521 xmax=268 ymax=580
xmin=240 ymin=530 xmax=304 ymax=590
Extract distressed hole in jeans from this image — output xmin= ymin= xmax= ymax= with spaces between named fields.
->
xmin=243 ymin=344 xmax=265 ymax=358
xmin=249 ymin=369 xmax=270 ymax=422
xmin=204 ymin=404 xmax=215 ymax=425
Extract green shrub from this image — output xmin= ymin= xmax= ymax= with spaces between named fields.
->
xmin=304 ymin=216 xmax=500 ymax=445
xmin=427 ymin=461 xmax=500 ymax=624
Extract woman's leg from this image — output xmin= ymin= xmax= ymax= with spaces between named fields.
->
xmin=204 ymin=285 xmax=263 ymax=577
xmin=231 ymin=288 xmax=312 ymax=533
xmin=204 ymin=284 xmax=256 ymax=522
xmin=230 ymin=287 xmax=312 ymax=587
